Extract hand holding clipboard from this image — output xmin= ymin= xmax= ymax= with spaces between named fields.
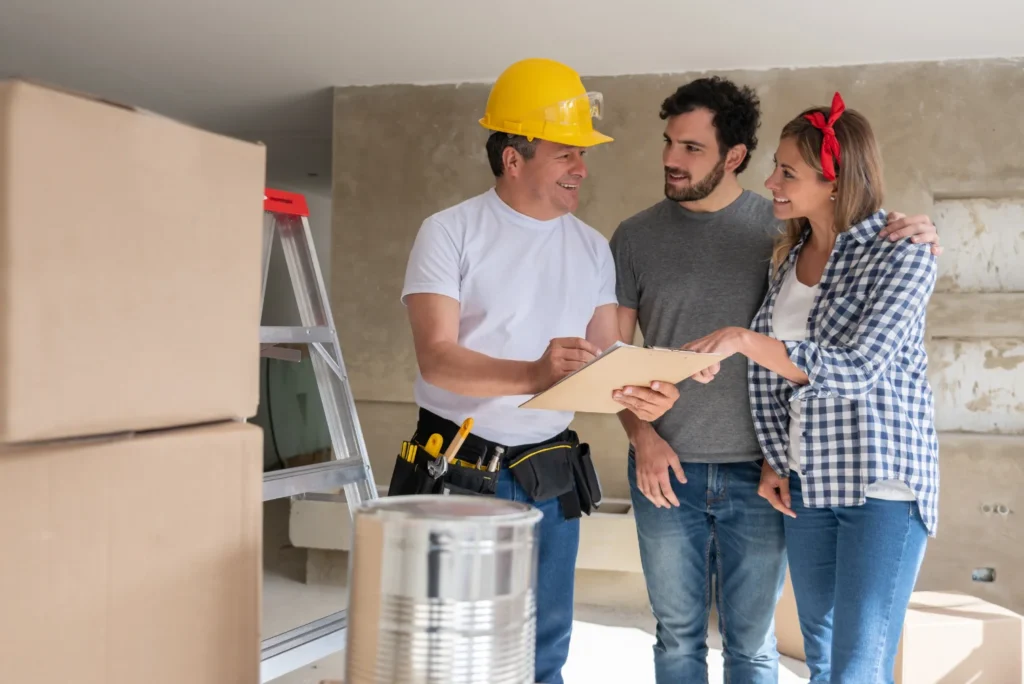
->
xmin=520 ymin=341 xmax=725 ymax=414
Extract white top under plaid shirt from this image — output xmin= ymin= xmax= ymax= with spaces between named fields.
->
xmin=747 ymin=209 xmax=941 ymax=536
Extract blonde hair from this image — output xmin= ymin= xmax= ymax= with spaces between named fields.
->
xmin=770 ymin=103 xmax=886 ymax=274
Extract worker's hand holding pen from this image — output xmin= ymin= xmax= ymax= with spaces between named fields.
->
xmin=529 ymin=337 xmax=601 ymax=391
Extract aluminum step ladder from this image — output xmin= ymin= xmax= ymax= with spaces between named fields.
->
xmin=258 ymin=188 xmax=377 ymax=682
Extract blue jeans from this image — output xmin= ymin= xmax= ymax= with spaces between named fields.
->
xmin=785 ymin=474 xmax=928 ymax=684
xmin=628 ymin=456 xmax=787 ymax=684
xmin=496 ymin=468 xmax=579 ymax=684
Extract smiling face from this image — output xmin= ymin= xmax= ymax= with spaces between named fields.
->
xmin=768 ymin=102 xmax=886 ymax=271
xmin=508 ymin=139 xmax=589 ymax=219
xmin=662 ymin=108 xmax=727 ymax=202
xmin=764 ymin=135 xmax=835 ymax=225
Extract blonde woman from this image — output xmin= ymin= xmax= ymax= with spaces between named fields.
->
xmin=683 ymin=93 xmax=939 ymax=683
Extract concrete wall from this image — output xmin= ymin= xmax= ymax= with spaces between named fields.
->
xmin=330 ymin=58 xmax=1024 ymax=608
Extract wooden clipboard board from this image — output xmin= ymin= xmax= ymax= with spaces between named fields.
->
xmin=519 ymin=342 xmax=725 ymax=414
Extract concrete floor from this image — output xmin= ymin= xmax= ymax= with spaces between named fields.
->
xmin=261 ymin=500 xmax=811 ymax=684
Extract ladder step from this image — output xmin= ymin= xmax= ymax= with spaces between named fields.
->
xmin=259 ymin=344 xmax=303 ymax=363
xmin=263 ymin=459 xmax=369 ymax=502
xmin=260 ymin=325 xmax=335 ymax=345
xmin=260 ymin=610 xmax=348 ymax=683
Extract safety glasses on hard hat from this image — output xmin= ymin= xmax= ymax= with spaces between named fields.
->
xmin=507 ymin=91 xmax=603 ymax=140
xmin=535 ymin=91 xmax=604 ymax=127
xmin=494 ymin=90 xmax=610 ymax=146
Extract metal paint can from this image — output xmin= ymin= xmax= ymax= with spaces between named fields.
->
xmin=345 ymin=494 xmax=542 ymax=684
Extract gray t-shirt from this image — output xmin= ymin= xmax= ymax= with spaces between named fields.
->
xmin=609 ymin=190 xmax=779 ymax=464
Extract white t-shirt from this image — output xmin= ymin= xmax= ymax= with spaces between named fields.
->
xmin=401 ymin=188 xmax=617 ymax=446
xmin=772 ymin=266 xmax=915 ymax=501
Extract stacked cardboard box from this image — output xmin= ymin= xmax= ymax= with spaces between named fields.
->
xmin=775 ymin=569 xmax=1024 ymax=683
xmin=0 ymin=80 xmax=267 ymax=684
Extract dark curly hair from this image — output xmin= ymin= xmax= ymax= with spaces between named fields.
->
xmin=660 ymin=77 xmax=761 ymax=174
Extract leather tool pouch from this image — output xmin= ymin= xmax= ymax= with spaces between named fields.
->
xmin=508 ymin=442 xmax=576 ymax=501
xmin=386 ymin=438 xmax=497 ymax=498
xmin=386 ymin=448 xmax=431 ymax=497
xmin=571 ymin=443 xmax=603 ymax=512
xmin=437 ymin=456 xmax=498 ymax=497
xmin=508 ymin=439 xmax=603 ymax=519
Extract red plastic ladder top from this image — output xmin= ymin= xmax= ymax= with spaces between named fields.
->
xmin=264 ymin=188 xmax=309 ymax=217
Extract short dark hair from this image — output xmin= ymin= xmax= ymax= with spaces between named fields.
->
xmin=660 ymin=77 xmax=761 ymax=174
xmin=485 ymin=132 xmax=538 ymax=177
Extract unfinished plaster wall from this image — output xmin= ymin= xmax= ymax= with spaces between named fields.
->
xmin=918 ymin=194 xmax=1024 ymax=612
xmin=330 ymin=58 xmax=1024 ymax=608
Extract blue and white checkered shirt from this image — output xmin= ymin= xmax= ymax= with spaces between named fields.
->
xmin=747 ymin=210 xmax=940 ymax=536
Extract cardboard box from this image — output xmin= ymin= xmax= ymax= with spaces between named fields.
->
xmin=775 ymin=572 xmax=1024 ymax=683
xmin=0 ymin=79 xmax=266 ymax=443
xmin=895 ymin=591 xmax=1024 ymax=684
xmin=0 ymin=421 xmax=263 ymax=684
xmin=576 ymin=499 xmax=643 ymax=573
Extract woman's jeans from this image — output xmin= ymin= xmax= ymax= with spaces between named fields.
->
xmin=785 ymin=474 xmax=928 ymax=683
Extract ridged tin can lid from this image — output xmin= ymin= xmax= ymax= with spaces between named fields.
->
xmin=355 ymin=494 xmax=541 ymax=525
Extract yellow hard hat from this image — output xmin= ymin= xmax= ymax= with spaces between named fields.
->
xmin=479 ymin=58 xmax=614 ymax=148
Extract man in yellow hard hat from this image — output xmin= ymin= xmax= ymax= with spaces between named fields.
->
xmin=398 ymin=58 xmax=680 ymax=683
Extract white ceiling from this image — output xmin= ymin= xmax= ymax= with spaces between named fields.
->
xmin=2 ymin=0 xmax=1023 ymax=185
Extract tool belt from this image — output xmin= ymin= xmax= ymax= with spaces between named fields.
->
xmin=386 ymin=409 xmax=499 ymax=498
xmin=386 ymin=408 xmax=603 ymax=519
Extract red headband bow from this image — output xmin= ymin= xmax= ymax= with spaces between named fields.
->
xmin=804 ymin=92 xmax=846 ymax=181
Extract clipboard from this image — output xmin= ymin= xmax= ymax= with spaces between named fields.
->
xmin=519 ymin=341 xmax=725 ymax=414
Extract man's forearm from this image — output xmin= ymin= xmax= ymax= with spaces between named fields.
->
xmin=419 ymin=341 xmax=539 ymax=397
xmin=740 ymin=330 xmax=809 ymax=385
xmin=610 ymin=304 xmax=660 ymax=445
xmin=618 ymin=408 xmax=655 ymax=447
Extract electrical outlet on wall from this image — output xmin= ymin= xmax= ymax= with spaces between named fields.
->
xmin=980 ymin=503 xmax=1013 ymax=517
xmin=972 ymin=567 xmax=997 ymax=583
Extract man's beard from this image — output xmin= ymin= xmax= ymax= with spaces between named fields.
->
xmin=664 ymin=156 xmax=726 ymax=202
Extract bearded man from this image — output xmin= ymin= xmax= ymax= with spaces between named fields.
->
xmin=608 ymin=76 xmax=941 ymax=684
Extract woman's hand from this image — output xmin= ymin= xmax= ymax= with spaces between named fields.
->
xmin=757 ymin=459 xmax=796 ymax=518
xmin=682 ymin=327 xmax=749 ymax=383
